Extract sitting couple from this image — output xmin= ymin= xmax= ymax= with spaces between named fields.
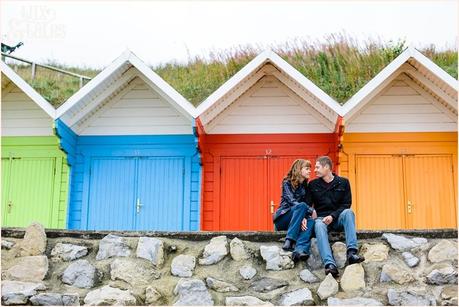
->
xmin=273 ymin=156 xmax=365 ymax=277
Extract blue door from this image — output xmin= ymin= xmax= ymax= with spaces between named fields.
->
xmin=86 ymin=156 xmax=185 ymax=230
xmin=136 ymin=157 xmax=185 ymax=230
xmin=87 ymin=158 xmax=136 ymax=230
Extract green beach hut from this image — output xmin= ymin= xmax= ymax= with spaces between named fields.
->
xmin=1 ymin=61 xmax=69 ymax=228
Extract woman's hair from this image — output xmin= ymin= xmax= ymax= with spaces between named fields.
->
xmin=283 ymin=159 xmax=312 ymax=190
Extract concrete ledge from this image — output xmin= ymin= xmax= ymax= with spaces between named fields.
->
xmin=2 ymin=227 xmax=457 ymax=242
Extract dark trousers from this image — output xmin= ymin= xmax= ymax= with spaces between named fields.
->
xmin=274 ymin=203 xmax=314 ymax=254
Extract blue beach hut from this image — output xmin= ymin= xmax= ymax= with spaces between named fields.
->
xmin=55 ymin=50 xmax=200 ymax=231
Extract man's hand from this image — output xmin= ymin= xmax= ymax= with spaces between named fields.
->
xmin=322 ymin=215 xmax=333 ymax=225
xmin=312 ymin=209 xmax=317 ymax=219
xmin=301 ymin=218 xmax=308 ymax=231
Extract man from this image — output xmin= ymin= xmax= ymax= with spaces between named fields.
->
xmin=307 ymin=156 xmax=364 ymax=277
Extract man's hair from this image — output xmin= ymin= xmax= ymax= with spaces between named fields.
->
xmin=316 ymin=156 xmax=333 ymax=170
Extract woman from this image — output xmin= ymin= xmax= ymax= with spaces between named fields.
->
xmin=272 ymin=159 xmax=317 ymax=262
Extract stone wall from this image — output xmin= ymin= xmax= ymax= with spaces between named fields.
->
xmin=1 ymin=224 xmax=457 ymax=306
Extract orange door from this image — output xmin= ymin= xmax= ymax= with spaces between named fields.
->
xmin=219 ymin=157 xmax=268 ymax=231
xmin=404 ymin=155 xmax=457 ymax=229
xmin=355 ymin=155 xmax=406 ymax=230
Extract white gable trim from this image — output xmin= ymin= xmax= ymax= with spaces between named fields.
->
xmin=342 ymin=47 xmax=459 ymax=120
xmin=195 ymin=49 xmax=342 ymax=125
xmin=1 ymin=61 xmax=56 ymax=119
xmin=56 ymin=49 xmax=197 ymax=124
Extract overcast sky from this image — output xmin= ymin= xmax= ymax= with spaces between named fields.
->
xmin=1 ymin=0 xmax=457 ymax=69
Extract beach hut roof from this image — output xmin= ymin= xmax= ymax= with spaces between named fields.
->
xmin=56 ymin=49 xmax=197 ymax=128
xmin=1 ymin=60 xmax=56 ymax=119
xmin=342 ymin=46 xmax=458 ymax=121
xmin=196 ymin=49 xmax=342 ymax=131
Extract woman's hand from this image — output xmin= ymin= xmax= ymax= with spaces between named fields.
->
xmin=301 ymin=218 xmax=307 ymax=231
xmin=323 ymin=215 xmax=334 ymax=225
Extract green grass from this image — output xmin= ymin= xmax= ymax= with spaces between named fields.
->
xmin=5 ymin=34 xmax=457 ymax=107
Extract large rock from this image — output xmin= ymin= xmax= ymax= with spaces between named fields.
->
xmin=387 ymin=288 xmax=436 ymax=306
xmin=62 ymin=259 xmax=98 ymax=289
xmin=29 ymin=293 xmax=79 ymax=306
xmin=230 ymin=237 xmax=250 ymax=261
xmin=299 ymin=269 xmax=319 ymax=283
xmin=225 ymin=296 xmax=273 ymax=306
xmin=95 ymin=234 xmax=131 ymax=260
xmin=110 ymin=258 xmax=160 ymax=286
xmin=331 ymin=242 xmax=347 ymax=268
xmin=317 ymin=273 xmax=339 ymax=300
xmin=259 ymin=245 xmax=294 ymax=271
xmin=6 ymin=256 xmax=48 ymax=282
xmin=84 ymin=285 xmax=136 ymax=305
xmin=250 ymin=277 xmax=288 ymax=293
xmin=277 ymin=288 xmax=313 ymax=306
xmin=1 ymin=281 xmax=46 ymax=305
xmin=328 ymin=297 xmax=383 ymax=305
xmin=18 ymin=223 xmax=47 ymax=256
xmin=426 ymin=263 xmax=458 ymax=285
xmin=380 ymin=262 xmax=414 ymax=284
xmin=428 ymin=240 xmax=458 ymax=263
xmin=382 ymin=233 xmax=427 ymax=251
xmin=171 ymin=255 xmax=196 ymax=277
xmin=145 ymin=286 xmax=163 ymax=305
xmin=340 ymin=263 xmax=365 ymax=292
xmin=173 ymin=278 xmax=214 ymax=306
xmin=136 ymin=237 xmax=164 ymax=267
xmin=30 ymin=293 xmax=62 ymax=306
xmin=51 ymin=243 xmax=88 ymax=261
xmin=239 ymin=265 xmax=257 ymax=280
xmin=198 ymin=236 xmax=228 ymax=265
xmin=361 ymin=243 xmax=389 ymax=262
xmin=402 ymin=251 xmax=420 ymax=268
xmin=205 ymin=277 xmax=238 ymax=292
xmin=62 ymin=293 xmax=80 ymax=306
xmin=306 ymin=239 xmax=323 ymax=270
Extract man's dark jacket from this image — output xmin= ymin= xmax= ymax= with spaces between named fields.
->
xmin=272 ymin=179 xmax=314 ymax=223
xmin=306 ymin=173 xmax=352 ymax=221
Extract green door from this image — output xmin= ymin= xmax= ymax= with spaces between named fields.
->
xmin=2 ymin=157 xmax=56 ymax=227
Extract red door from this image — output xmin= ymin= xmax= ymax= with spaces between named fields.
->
xmin=219 ymin=155 xmax=317 ymax=231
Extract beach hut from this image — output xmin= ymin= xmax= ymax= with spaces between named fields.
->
xmin=1 ymin=61 xmax=69 ymax=228
xmin=196 ymin=50 xmax=342 ymax=231
xmin=55 ymin=50 xmax=200 ymax=231
xmin=340 ymin=47 xmax=458 ymax=230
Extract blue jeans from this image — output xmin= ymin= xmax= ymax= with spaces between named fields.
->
xmin=314 ymin=208 xmax=358 ymax=266
xmin=274 ymin=203 xmax=315 ymax=254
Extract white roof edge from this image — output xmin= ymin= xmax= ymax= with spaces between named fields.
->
xmin=127 ymin=51 xmax=197 ymax=118
xmin=409 ymin=47 xmax=459 ymax=90
xmin=56 ymin=50 xmax=131 ymax=117
xmin=56 ymin=49 xmax=197 ymax=119
xmin=341 ymin=48 xmax=412 ymax=117
xmin=1 ymin=60 xmax=56 ymax=119
xmin=266 ymin=50 xmax=342 ymax=115
xmin=342 ymin=47 xmax=458 ymax=118
xmin=195 ymin=50 xmax=272 ymax=116
xmin=195 ymin=49 xmax=342 ymax=118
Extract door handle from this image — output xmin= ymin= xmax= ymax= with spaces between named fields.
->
xmin=7 ymin=201 xmax=12 ymax=214
xmin=407 ymin=200 xmax=412 ymax=214
xmin=270 ymin=200 xmax=275 ymax=214
xmin=136 ymin=198 xmax=144 ymax=214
